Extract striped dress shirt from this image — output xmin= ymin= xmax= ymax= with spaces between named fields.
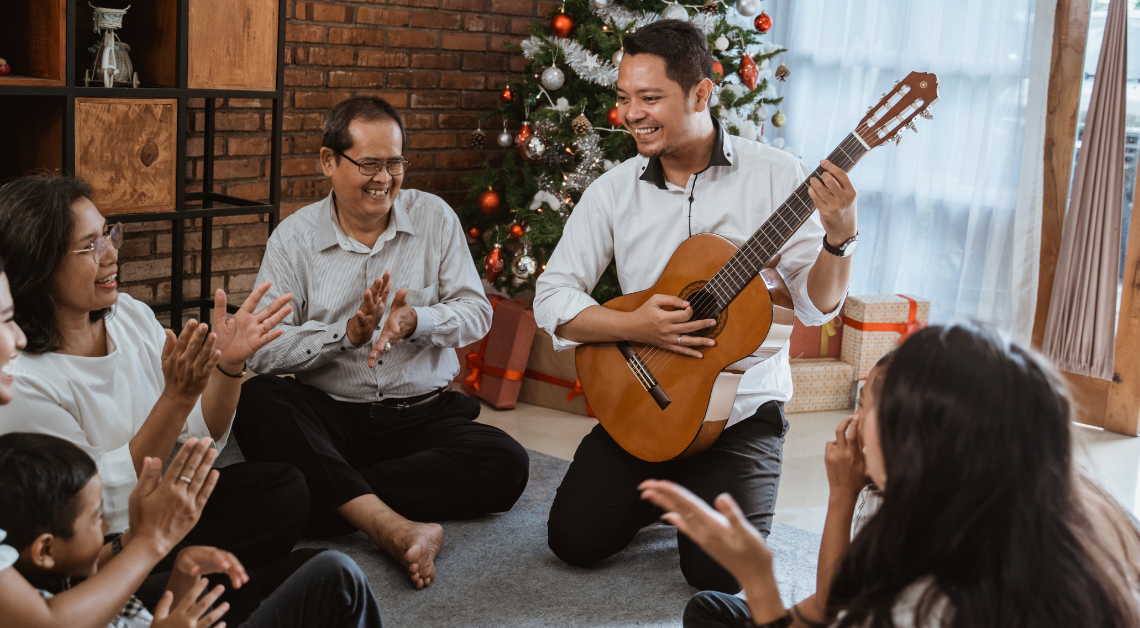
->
xmin=247 ymin=190 xmax=492 ymax=402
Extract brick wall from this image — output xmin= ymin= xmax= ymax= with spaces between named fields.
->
xmin=118 ymin=0 xmax=558 ymax=314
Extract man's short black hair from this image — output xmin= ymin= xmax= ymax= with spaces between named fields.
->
xmin=322 ymin=96 xmax=406 ymax=156
xmin=623 ymin=19 xmax=714 ymax=94
xmin=0 ymin=433 xmax=98 ymax=550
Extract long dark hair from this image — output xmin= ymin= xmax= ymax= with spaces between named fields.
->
xmin=828 ymin=324 xmax=1139 ymax=628
xmin=0 ymin=173 xmax=108 ymax=354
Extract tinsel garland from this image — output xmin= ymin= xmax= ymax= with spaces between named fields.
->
xmin=521 ymin=36 xmax=619 ymax=86
xmin=565 ymin=132 xmax=605 ymax=192
xmin=589 ymin=4 xmax=725 ymax=34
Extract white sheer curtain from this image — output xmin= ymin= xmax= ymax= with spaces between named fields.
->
xmin=766 ymin=0 xmax=1055 ymax=340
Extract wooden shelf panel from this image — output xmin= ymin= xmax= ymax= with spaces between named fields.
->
xmin=76 ymin=0 xmax=179 ymax=88
xmin=0 ymin=76 xmax=65 ymax=87
xmin=0 ymin=96 xmax=64 ymax=180
xmin=0 ymin=0 xmax=66 ymax=84
xmin=188 ymin=0 xmax=278 ymax=91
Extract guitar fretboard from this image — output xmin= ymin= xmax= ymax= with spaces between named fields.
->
xmin=702 ymin=131 xmax=871 ymax=310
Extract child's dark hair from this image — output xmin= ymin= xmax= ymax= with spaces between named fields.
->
xmin=0 ymin=433 xmax=98 ymax=550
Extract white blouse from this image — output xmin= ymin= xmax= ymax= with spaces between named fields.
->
xmin=0 ymin=295 xmax=229 ymax=532
xmin=0 ymin=529 xmax=16 ymax=571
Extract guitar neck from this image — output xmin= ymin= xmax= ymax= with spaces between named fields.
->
xmin=706 ymin=131 xmax=871 ymax=306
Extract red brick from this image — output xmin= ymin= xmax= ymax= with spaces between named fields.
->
xmin=294 ymin=90 xmax=354 ymax=109
xmin=407 ymin=133 xmax=456 ymax=149
xmin=291 ymin=133 xmax=324 ymax=154
xmin=281 ymin=158 xmax=323 ymax=177
xmin=211 ymin=251 xmax=265 ymax=272
xmin=387 ymin=71 xmax=438 ymax=89
xmin=439 ymin=73 xmax=485 ymax=90
xmin=465 ymin=15 xmax=509 ymax=33
xmin=410 ymin=53 xmax=461 ymax=69
xmin=228 ymin=137 xmax=272 ymax=156
xmin=509 ymin=18 xmax=532 ymax=36
xmin=285 ymin=68 xmax=324 ymax=86
xmin=120 ymin=284 xmax=155 ymax=303
xmin=328 ymin=27 xmax=385 ymax=46
xmin=402 ymin=113 xmax=435 ymax=129
xmin=461 ymin=52 xmax=507 ymax=72
xmin=402 ymin=172 xmax=463 ymax=190
xmin=356 ymin=90 xmax=409 ymax=107
xmin=535 ymin=1 xmax=561 ymax=15
xmin=186 ymin=137 xmax=224 ymax=157
xmin=442 ymin=0 xmax=486 ymax=9
xmin=409 ymin=93 xmax=459 ymax=109
xmin=210 ymin=159 xmax=263 ymax=180
xmin=226 ymin=224 xmax=270 ymax=248
xmin=282 ymin=112 xmax=325 ymax=130
xmin=123 ymin=221 xmax=170 ymax=234
xmin=509 ymin=56 xmax=528 ymax=72
xmin=286 ymin=23 xmax=326 ymax=43
xmin=438 ymin=112 xmax=479 ymax=128
xmin=327 ymin=70 xmax=384 ymax=88
xmin=358 ymin=50 xmax=409 ymax=68
xmin=490 ymin=0 xmax=534 ymax=16
xmin=228 ymin=98 xmax=272 ymax=108
xmin=357 ymin=7 xmax=409 ymax=25
xmin=412 ymin=10 xmax=463 ymax=29
xmin=388 ymin=0 xmax=439 ymax=6
xmin=281 ymin=200 xmax=311 ymax=220
xmin=407 ymin=153 xmax=435 ymax=168
xmin=436 ymin=151 xmax=484 ymax=168
xmin=122 ymin=258 xmax=172 ymax=282
xmin=211 ymin=215 xmax=264 ymax=226
xmin=292 ymin=179 xmax=334 ymax=197
xmin=226 ymin=272 xmax=262 ymax=294
xmin=490 ymin=35 xmax=523 ymax=53
xmin=216 ymin=112 xmax=262 ymax=131
xmin=295 ymin=46 xmax=356 ymax=65
xmin=226 ymin=182 xmax=272 ymax=201
xmin=118 ymin=236 xmax=153 ymax=258
xmin=296 ymin=1 xmax=354 ymax=22
xmin=442 ymin=33 xmax=486 ymax=51
xmin=387 ymin=30 xmax=437 ymax=48
xmin=461 ymin=91 xmax=501 ymax=109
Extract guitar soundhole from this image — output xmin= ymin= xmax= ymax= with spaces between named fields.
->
xmin=678 ymin=281 xmax=728 ymax=339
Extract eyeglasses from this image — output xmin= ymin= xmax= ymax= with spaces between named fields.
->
xmin=72 ymin=223 xmax=123 ymax=264
xmin=337 ymin=153 xmax=411 ymax=177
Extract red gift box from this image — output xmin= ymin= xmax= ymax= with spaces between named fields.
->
xmin=789 ymin=317 xmax=843 ymax=359
xmin=453 ymin=297 xmax=537 ymax=409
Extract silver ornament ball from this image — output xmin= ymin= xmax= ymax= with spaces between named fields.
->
xmin=612 ymin=49 xmax=624 ymax=67
xmin=524 ymin=135 xmax=546 ymax=159
xmin=714 ymin=35 xmax=730 ymax=51
xmin=512 ymin=254 xmax=538 ymax=279
xmin=661 ymin=4 xmax=688 ymax=20
xmin=496 ymin=131 xmax=513 ymax=147
xmin=541 ymin=65 xmax=565 ymax=90
xmin=590 ymin=0 xmax=611 ymax=8
xmin=735 ymin=0 xmax=760 ymax=16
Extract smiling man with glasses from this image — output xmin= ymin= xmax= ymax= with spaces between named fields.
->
xmin=234 ymin=96 xmax=526 ymax=590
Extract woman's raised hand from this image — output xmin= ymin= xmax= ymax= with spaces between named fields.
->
xmin=639 ymin=479 xmax=774 ymax=589
xmin=211 ymin=282 xmax=294 ymax=367
xmin=825 ymin=415 xmax=868 ymax=498
xmin=127 ymin=438 xmax=220 ymax=558
xmin=161 ymin=320 xmax=221 ymax=405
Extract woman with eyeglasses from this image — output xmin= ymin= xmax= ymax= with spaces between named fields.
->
xmin=0 ymin=173 xmax=313 ymax=624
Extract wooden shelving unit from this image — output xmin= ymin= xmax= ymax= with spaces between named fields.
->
xmin=0 ymin=0 xmax=287 ymax=328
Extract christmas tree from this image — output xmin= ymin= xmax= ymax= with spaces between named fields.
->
xmin=457 ymin=0 xmax=795 ymax=301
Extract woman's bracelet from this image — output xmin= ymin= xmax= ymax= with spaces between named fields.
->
xmin=215 ymin=362 xmax=247 ymax=379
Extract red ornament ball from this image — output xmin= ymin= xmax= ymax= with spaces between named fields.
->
xmin=606 ymin=106 xmax=622 ymax=127
xmin=711 ymin=60 xmax=724 ymax=83
xmin=484 ymin=244 xmax=506 ymax=282
xmin=550 ymin=12 xmax=575 ymax=38
xmin=739 ymin=54 xmax=759 ymax=90
xmin=500 ymin=86 xmax=516 ymax=103
xmin=478 ymin=189 xmax=502 ymax=214
xmin=509 ymin=223 xmax=525 ymax=239
xmin=754 ymin=12 xmax=772 ymax=33
xmin=467 ymin=226 xmax=481 ymax=240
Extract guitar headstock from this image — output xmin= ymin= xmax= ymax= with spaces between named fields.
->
xmin=856 ymin=71 xmax=938 ymax=148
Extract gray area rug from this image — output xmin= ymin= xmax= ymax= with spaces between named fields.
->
xmin=217 ymin=444 xmax=821 ymax=627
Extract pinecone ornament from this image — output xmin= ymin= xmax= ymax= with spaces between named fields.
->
xmin=470 ymin=127 xmax=486 ymax=149
xmin=775 ymin=64 xmax=790 ymax=82
xmin=571 ymin=114 xmax=592 ymax=135
xmin=701 ymin=0 xmax=719 ymax=14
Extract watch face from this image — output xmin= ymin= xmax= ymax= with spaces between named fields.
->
xmin=842 ymin=238 xmax=859 ymax=257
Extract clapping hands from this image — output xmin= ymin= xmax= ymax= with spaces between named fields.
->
xmin=211 ymin=282 xmax=294 ymax=369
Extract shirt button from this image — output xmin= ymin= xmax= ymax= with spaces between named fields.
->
xmin=306 ymin=349 xmax=311 ymax=354
xmin=378 ymin=360 xmax=383 ymax=365
xmin=340 ymin=347 xmax=346 ymax=351
xmin=410 ymin=339 xmax=416 ymax=343
xmin=333 ymin=334 xmax=338 ymax=339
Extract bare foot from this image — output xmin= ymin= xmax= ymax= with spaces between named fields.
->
xmin=380 ymin=520 xmax=444 ymax=589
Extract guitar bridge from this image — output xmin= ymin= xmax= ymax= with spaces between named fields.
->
xmin=617 ymin=341 xmax=672 ymax=410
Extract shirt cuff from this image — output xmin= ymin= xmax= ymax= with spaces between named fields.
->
xmin=408 ymin=306 xmax=435 ymax=342
xmin=542 ymin=293 xmax=598 ymax=352
xmin=324 ymin=319 xmax=352 ymax=346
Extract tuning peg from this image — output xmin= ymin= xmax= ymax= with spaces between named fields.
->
xmin=906 ymin=121 xmax=918 ymax=133
xmin=894 ymin=80 xmax=901 ymax=87
xmin=892 ymin=133 xmax=903 ymax=145
xmin=919 ymin=110 xmax=933 ymax=120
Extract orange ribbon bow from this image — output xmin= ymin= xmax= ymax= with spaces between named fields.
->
xmin=841 ymin=294 xmax=927 ymax=342
xmin=523 ymin=369 xmax=595 ymax=417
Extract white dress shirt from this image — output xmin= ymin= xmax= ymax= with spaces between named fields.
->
xmin=533 ymin=118 xmax=843 ymax=427
xmin=0 ymin=295 xmax=224 ymax=533
xmin=0 ymin=530 xmax=16 ymax=572
xmin=247 ymin=189 xmax=493 ymax=401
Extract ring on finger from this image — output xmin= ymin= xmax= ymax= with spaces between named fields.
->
xmin=178 ymin=476 xmax=192 ymax=484
xmin=678 ymin=335 xmax=683 ymax=346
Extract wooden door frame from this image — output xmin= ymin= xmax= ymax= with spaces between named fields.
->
xmin=1034 ymin=0 xmax=1140 ymax=435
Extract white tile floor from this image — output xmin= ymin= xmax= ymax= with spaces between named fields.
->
xmin=477 ymin=401 xmax=1140 ymax=535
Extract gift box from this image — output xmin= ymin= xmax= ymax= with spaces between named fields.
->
xmin=516 ymin=329 xmax=594 ymax=417
xmin=453 ymin=297 xmax=537 ymax=409
xmin=789 ymin=317 xmax=843 ymax=359
xmin=786 ymin=358 xmax=856 ymax=414
xmin=840 ymin=294 xmax=930 ymax=380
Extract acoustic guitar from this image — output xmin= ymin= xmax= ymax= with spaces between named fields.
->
xmin=574 ymin=71 xmax=940 ymax=462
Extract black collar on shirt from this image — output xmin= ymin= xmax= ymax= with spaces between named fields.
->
xmin=638 ymin=116 xmax=732 ymax=191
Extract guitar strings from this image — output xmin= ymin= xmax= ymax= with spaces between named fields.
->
xmin=631 ymin=127 xmax=876 ymax=382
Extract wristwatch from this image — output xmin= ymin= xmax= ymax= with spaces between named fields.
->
xmin=822 ymin=232 xmax=859 ymax=258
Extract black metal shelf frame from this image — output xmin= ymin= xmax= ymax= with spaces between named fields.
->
xmin=0 ymin=0 xmax=288 ymax=329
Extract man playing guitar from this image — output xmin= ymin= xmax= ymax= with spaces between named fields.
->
xmin=532 ymin=19 xmax=858 ymax=592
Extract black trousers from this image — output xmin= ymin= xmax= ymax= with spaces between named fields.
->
xmin=547 ymin=401 xmax=788 ymax=593
xmin=137 ymin=461 xmax=311 ymax=624
xmin=683 ymin=590 xmax=757 ymax=627
xmin=233 ymin=375 xmax=530 ymax=536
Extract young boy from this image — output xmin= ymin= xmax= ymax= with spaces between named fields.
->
xmin=0 ymin=433 xmax=385 ymax=628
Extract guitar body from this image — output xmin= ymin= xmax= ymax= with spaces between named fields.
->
xmin=575 ymin=234 xmax=792 ymax=462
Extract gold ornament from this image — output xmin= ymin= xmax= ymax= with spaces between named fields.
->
xmin=771 ymin=110 xmax=787 ymax=127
